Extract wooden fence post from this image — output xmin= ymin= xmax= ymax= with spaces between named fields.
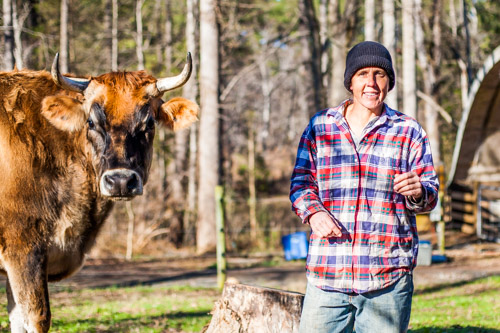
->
xmin=215 ymin=185 xmax=227 ymax=290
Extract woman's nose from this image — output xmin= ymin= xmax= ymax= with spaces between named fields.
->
xmin=367 ymin=74 xmax=376 ymax=86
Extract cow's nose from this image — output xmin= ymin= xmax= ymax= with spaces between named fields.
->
xmin=100 ymin=169 xmax=143 ymax=198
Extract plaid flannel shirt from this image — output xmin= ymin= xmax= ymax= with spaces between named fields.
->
xmin=290 ymin=101 xmax=439 ymax=293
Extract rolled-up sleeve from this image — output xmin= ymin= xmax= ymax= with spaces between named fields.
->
xmin=405 ymin=128 xmax=439 ymax=214
xmin=290 ymin=122 xmax=328 ymax=223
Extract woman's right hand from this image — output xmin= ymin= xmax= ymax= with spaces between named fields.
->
xmin=309 ymin=212 xmax=343 ymax=238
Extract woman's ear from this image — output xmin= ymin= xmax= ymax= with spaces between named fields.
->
xmin=158 ymin=97 xmax=199 ymax=131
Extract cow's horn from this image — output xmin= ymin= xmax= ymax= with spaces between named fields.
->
xmin=155 ymin=52 xmax=192 ymax=94
xmin=51 ymin=53 xmax=90 ymax=93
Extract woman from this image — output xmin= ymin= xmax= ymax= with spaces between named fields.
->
xmin=290 ymin=41 xmax=439 ymax=333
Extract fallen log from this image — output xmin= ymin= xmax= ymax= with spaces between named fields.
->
xmin=203 ymin=282 xmax=305 ymax=333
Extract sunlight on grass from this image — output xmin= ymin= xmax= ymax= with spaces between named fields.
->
xmin=0 ymin=276 xmax=498 ymax=332
xmin=410 ymin=275 xmax=500 ymax=332
xmin=51 ymin=286 xmax=219 ymax=333
xmin=0 ymin=285 xmax=219 ymax=333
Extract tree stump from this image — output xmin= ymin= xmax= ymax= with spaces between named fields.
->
xmin=203 ymin=282 xmax=304 ymax=333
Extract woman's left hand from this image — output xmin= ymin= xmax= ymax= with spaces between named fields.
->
xmin=394 ymin=171 xmax=423 ymax=200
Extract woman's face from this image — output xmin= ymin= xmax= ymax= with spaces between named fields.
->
xmin=350 ymin=67 xmax=389 ymax=113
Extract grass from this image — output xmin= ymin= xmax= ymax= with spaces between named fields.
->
xmin=0 ymin=276 xmax=497 ymax=332
xmin=0 ymin=285 xmax=220 ymax=333
xmin=409 ymin=275 xmax=500 ymax=332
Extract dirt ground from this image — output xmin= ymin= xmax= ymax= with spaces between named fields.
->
xmin=32 ymin=231 xmax=500 ymax=294
xmin=0 ymin=231 xmax=499 ymax=294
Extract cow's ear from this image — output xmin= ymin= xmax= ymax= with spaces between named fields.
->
xmin=159 ymin=97 xmax=199 ymax=131
xmin=41 ymin=96 xmax=87 ymax=132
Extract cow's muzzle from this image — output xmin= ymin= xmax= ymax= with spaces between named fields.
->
xmin=100 ymin=169 xmax=143 ymax=199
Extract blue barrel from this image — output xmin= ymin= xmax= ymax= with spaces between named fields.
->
xmin=282 ymin=231 xmax=309 ymax=261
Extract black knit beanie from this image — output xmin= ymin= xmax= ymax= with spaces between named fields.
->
xmin=343 ymin=41 xmax=395 ymax=92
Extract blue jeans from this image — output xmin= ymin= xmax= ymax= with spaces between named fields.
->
xmin=299 ymin=274 xmax=413 ymax=333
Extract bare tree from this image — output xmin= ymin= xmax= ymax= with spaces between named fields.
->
xmin=153 ymin=0 xmax=163 ymax=65
xmin=59 ymin=0 xmax=69 ymax=73
xmin=104 ymin=0 xmax=112 ymax=69
xmin=365 ymin=0 xmax=376 ymax=41
xmin=258 ymin=37 xmax=273 ymax=148
xmin=112 ymin=0 xmax=118 ymax=71
xmin=402 ymin=0 xmax=417 ymax=118
xmin=383 ymin=0 xmax=398 ymax=109
xmin=183 ymin=0 xmax=200 ymax=245
xmin=327 ymin=0 xmax=357 ymax=106
xmin=319 ymin=0 xmax=329 ymax=88
xmin=12 ymin=1 xmax=30 ymax=69
xmin=104 ymin=0 xmax=119 ymax=71
xmin=415 ymin=0 xmax=441 ymax=164
xmin=449 ymin=0 xmax=470 ymax=110
xmin=197 ymin=0 xmax=220 ymax=253
xmin=298 ymin=0 xmax=324 ymax=113
xmin=162 ymin=0 xmax=186 ymax=246
xmin=136 ymin=0 xmax=145 ymax=70
xmin=163 ymin=0 xmax=173 ymax=74
xmin=3 ymin=0 xmax=14 ymax=70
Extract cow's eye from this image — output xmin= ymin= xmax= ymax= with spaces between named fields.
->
xmin=87 ymin=118 xmax=95 ymax=130
xmin=146 ymin=117 xmax=155 ymax=130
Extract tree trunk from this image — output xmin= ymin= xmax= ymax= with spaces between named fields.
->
xmin=248 ymin=122 xmax=257 ymax=243
xmin=383 ymin=0 xmax=398 ymax=109
xmin=154 ymin=0 xmax=163 ymax=65
xmin=59 ymin=0 xmax=69 ymax=73
xmin=162 ymin=0 xmax=185 ymax=247
xmin=125 ymin=201 xmax=135 ymax=260
xmin=136 ymin=0 xmax=144 ymax=70
xmin=402 ymin=0 xmax=417 ymax=119
xmin=258 ymin=50 xmax=272 ymax=148
xmin=203 ymin=283 xmax=304 ymax=333
xmin=182 ymin=0 xmax=199 ymax=246
xmin=104 ymin=0 xmax=112 ymax=70
xmin=163 ymin=0 xmax=173 ymax=74
xmin=449 ymin=0 xmax=468 ymax=111
xmin=364 ymin=0 xmax=375 ymax=41
xmin=184 ymin=124 xmax=198 ymax=245
xmin=2 ymin=0 xmax=14 ymax=70
xmin=112 ymin=0 xmax=118 ymax=71
xmin=327 ymin=0 xmax=356 ymax=106
xmin=197 ymin=0 xmax=219 ymax=254
xmin=415 ymin=0 xmax=441 ymax=164
xmin=461 ymin=0 xmax=472 ymax=85
xmin=298 ymin=0 xmax=324 ymax=113
xmin=319 ymin=0 xmax=329 ymax=88
xmin=12 ymin=1 xmax=29 ymax=69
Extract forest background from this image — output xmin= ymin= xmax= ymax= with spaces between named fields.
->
xmin=1 ymin=0 xmax=499 ymax=257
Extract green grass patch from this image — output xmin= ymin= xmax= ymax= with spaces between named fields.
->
xmin=0 ymin=276 xmax=498 ymax=332
xmin=0 ymin=285 xmax=219 ymax=333
xmin=410 ymin=275 xmax=500 ymax=332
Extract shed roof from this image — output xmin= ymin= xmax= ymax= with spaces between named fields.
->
xmin=448 ymin=46 xmax=500 ymax=186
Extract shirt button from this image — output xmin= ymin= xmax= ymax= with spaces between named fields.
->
xmin=350 ymin=206 xmax=356 ymax=210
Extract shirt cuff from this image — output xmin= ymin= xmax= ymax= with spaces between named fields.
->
xmin=406 ymin=186 xmax=427 ymax=209
xmin=301 ymin=203 xmax=328 ymax=224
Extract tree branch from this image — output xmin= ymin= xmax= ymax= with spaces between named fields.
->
xmin=416 ymin=90 xmax=457 ymax=128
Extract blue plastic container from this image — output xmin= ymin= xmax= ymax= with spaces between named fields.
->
xmin=282 ymin=231 xmax=309 ymax=261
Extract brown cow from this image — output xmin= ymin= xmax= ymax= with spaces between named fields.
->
xmin=0 ymin=53 xmax=198 ymax=332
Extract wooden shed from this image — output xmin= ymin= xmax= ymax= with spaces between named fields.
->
xmin=447 ymin=46 xmax=500 ymax=242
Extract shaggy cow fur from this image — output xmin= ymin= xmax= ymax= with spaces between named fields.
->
xmin=0 ymin=66 xmax=198 ymax=332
